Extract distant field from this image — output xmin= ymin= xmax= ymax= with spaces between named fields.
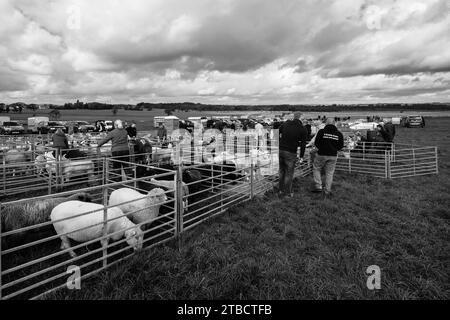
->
xmin=4 ymin=108 xmax=450 ymax=132
xmin=46 ymin=117 xmax=450 ymax=300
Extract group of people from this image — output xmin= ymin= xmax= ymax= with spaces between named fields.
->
xmin=51 ymin=113 xmax=395 ymax=194
xmin=278 ymin=112 xmax=345 ymax=198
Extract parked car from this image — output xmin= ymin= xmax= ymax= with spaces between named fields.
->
xmin=74 ymin=121 xmax=96 ymax=133
xmin=0 ymin=121 xmax=25 ymax=135
xmin=95 ymin=120 xmax=114 ymax=132
xmin=404 ymin=115 xmax=425 ymax=128
xmin=47 ymin=121 xmax=68 ymax=134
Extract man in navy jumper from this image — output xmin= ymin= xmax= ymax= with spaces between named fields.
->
xmin=278 ymin=112 xmax=308 ymax=198
xmin=312 ymin=118 xmax=344 ymax=196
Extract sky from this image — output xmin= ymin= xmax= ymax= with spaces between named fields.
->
xmin=0 ymin=0 xmax=449 ymax=105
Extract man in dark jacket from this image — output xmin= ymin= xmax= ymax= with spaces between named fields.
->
xmin=52 ymin=128 xmax=69 ymax=159
xmin=126 ymin=123 xmax=137 ymax=138
xmin=312 ymin=118 xmax=344 ymax=196
xmin=278 ymin=112 xmax=308 ymax=197
xmin=381 ymin=120 xmax=395 ymax=143
xmin=98 ymin=119 xmax=132 ymax=181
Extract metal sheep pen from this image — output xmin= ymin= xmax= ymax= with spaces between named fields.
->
xmin=335 ymin=142 xmax=438 ymax=178
xmin=0 ymin=131 xmax=438 ymax=300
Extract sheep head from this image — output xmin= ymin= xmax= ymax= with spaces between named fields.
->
xmin=124 ymin=227 xmax=143 ymax=251
xmin=148 ymin=188 xmax=168 ymax=204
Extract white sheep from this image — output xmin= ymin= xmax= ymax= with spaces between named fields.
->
xmin=149 ymin=178 xmax=189 ymax=210
xmin=34 ymin=154 xmax=47 ymax=175
xmin=4 ymin=148 xmax=31 ymax=177
xmin=1 ymin=192 xmax=93 ymax=233
xmin=44 ymin=152 xmax=95 ymax=184
xmin=109 ymin=188 xmax=167 ymax=228
xmin=51 ymin=201 xmax=143 ymax=258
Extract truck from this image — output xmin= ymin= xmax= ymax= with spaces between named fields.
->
xmin=27 ymin=117 xmax=50 ymax=134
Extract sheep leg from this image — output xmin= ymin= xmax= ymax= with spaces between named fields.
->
xmin=87 ymin=168 xmax=95 ymax=185
xmin=60 ymin=235 xmax=76 ymax=258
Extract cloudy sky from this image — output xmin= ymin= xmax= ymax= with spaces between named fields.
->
xmin=0 ymin=0 xmax=449 ymax=105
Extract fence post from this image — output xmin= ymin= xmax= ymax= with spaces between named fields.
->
xmin=363 ymin=142 xmax=365 ymax=161
xmin=48 ymin=165 xmax=52 ymax=195
xmin=435 ymin=147 xmax=439 ymax=174
xmin=250 ymin=162 xmax=254 ymax=200
xmin=392 ymin=143 xmax=396 ymax=163
xmin=413 ymin=149 xmax=416 ymax=176
xmin=102 ymin=184 xmax=108 ymax=269
xmin=56 ymin=148 xmax=61 ymax=191
xmin=220 ymin=164 xmax=223 ymax=211
xmin=101 ymin=162 xmax=110 ymax=268
xmin=348 ymin=154 xmax=352 ymax=173
xmin=384 ymin=150 xmax=388 ymax=178
xmin=0 ymin=203 xmax=3 ymax=300
xmin=387 ymin=151 xmax=391 ymax=179
xmin=2 ymin=153 xmax=5 ymax=195
xmin=133 ymin=162 xmax=137 ymax=190
xmin=175 ymin=165 xmax=183 ymax=248
xmin=210 ymin=163 xmax=214 ymax=193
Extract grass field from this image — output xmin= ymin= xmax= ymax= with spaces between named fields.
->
xmin=44 ymin=117 xmax=449 ymax=300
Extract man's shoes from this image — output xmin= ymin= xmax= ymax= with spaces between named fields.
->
xmin=311 ymin=188 xmax=323 ymax=193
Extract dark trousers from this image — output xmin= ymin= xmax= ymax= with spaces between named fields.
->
xmin=111 ymin=150 xmax=132 ymax=181
xmin=279 ymin=149 xmax=297 ymax=194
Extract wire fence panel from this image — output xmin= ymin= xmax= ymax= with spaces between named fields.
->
xmin=390 ymin=147 xmax=438 ymax=178
xmin=0 ymin=163 xmax=177 ymax=300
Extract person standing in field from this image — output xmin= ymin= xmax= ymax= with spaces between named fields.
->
xmin=381 ymin=120 xmax=396 ymax=143
xmin=312 ymin=118 xmax=344 ymax=196
xmin=52 ymin=128 xmax=69 ymax=159
xmin=157 ymin=123 xmax=167 ymax=143
xmin=126 ymin=122 xmax=137 ymax=138
xmin=278 ymin=112 xmax=308 ymax=198
xmin=97 ymin=119 xmax=131 ymax=181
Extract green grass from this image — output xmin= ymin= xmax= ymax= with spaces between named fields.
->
xmin=45 ymin=118 xmax=449 ymax=300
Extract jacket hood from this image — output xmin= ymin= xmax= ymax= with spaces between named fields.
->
xmin=324 ymin=124 xmax=338 ymax=131
xmin=55 ymin=129 xmax=65 ymax=136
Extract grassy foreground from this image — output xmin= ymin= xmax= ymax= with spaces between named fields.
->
xmin=46 ymin=118 xmax=450 ymax=300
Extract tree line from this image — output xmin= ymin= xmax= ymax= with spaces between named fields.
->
xmin=1 ymin=101 xmax=449 ymax=113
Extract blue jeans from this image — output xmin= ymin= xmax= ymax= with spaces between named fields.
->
xmin=279 ymin=149 xmax=297 ymax=194
xmin=313 ymin=155 xmax=337 ymax=193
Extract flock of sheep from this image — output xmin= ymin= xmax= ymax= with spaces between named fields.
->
xmin=3 ymin=186 xmax=169 ymax=258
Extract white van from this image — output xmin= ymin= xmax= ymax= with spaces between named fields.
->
xmin=0 ymin=116 xmax=11 ymax=126
xmin=28 ymin=117 xmax=50 ymax=133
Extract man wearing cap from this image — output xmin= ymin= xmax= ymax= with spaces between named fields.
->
xmin=278 ymin=112 xmax=308 ymax=198
xmin=97 ymin=119 xmax=132 ymax=181
xmin=312 ymin=118 xmax=344 ymax=196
